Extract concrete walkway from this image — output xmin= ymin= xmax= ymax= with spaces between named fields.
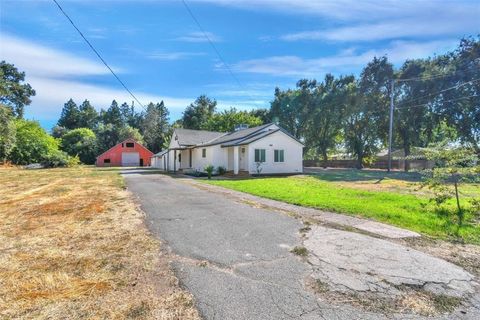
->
xmin=123 ymin=170 xmax=479 ymax=320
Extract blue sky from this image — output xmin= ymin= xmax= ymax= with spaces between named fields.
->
xmin=1 ymin=0 xmax=479 ymax=130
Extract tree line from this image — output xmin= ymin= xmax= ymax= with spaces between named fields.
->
xmin=0 ymin=60 xmax=269 ymax=165
xmin=0 ymin=36 xmax=478 ymax=167
xmin=270 ymin=36 xmax=479 ymax=169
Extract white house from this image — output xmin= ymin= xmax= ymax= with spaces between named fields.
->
xmin=151 ymin=123 xmax=304 ymax=175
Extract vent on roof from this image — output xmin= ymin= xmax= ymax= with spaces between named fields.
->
xmin=234 ymin=124 xmax=249 ymax=131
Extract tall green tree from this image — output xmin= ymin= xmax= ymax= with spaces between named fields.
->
xmin=204 ymin=107 xmax=263 ymax=132
xmin=142 ymin=101 xmax=170 ymax=153
xmin=440 ymin=37 xmax=480 ymax=153
xmin=394 ymin=59 xmax=435 ymax=170
xmin=78 ymin=99 xmax=98 ymax=129
xmin=344 ymin=56 xmax=393 ymax=168
xmin=0 ymin=61 xmax=36 ymax=118
xmin=51 ymin=125 xmax=69 ymax=139
xmin=306 ymin=74 xmax=354 ymax=166
xmin=8 ymin=119 xmax=60 ymax=164
xmin=182 ymin=95 xmax=216 ymax=130
xmin=250 ymin=108 xmax=271 ymax=124
xmin=120 ymin=102 xmax=143 ymax=128
xmin=0 ymin=104 xmax=16 ymax=163
xmin=102 ymin=100 xmax=124 ymax=127
xmin=57 ymin=99 xmax=81 ymax=130
xmin=95 ymin=123 xmax=120 ymax=153
xmin=60 ymin=128 xmax=97 ymax=164
xmin=119 ymin=125 xmax=144 ymax=143
xmin=270 ymin=87 xmax=302 ymax=139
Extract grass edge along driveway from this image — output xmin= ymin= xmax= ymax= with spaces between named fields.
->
xmin=203 ymin=175 xmax=480 ymax=245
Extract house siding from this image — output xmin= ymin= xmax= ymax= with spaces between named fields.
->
xmin=247 ymin=131 xmax=303 ymax=174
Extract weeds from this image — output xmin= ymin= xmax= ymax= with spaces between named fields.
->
xmin=291 ymin=246 xmax=308 ymax=256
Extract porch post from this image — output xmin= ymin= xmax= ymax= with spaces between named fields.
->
xmin=233 ymin=146 xmax=239 ymax=175
xmin=173 ymin=150 xmax=177 ymax=173
xmin=189 ymin=149 xmax=192 ymax=168
xmin=167 ymin=150 xmax=170 ymax=172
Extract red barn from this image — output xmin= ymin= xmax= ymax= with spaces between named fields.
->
xmin=96 ymin=139 xmax=154 ymax=167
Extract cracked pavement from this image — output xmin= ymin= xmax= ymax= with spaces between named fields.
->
xmin=124 ymin=170 xmax=479 ymax=319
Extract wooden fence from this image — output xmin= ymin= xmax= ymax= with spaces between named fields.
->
xmin=303 ymin=159 xmax=434 ymax=170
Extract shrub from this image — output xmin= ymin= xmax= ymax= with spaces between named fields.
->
xmin=217 ymin=166 xmax=226 ymax=175
xmin=9 ymin=119 xmax=60 ymax=165
xmin=254 ymin=162 xmax=263 ymax=175
xmin=41 ymin=150 xmax=79 ymax=168
xmin=204 ymin=165 xmax=214 ymax=180
xmin=60 ymin=128 xmax=97 ymax=164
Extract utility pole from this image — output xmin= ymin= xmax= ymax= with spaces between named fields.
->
xmin=387 ymin=79 xmax=395 ymax=172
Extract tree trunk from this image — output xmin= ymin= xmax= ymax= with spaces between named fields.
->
xmin=356 ymin=153 xmax=363 ymax=169
xmin=454 ymin=180 xmax=463 ymax=227
xmin=322 ymin=150 xmax=328 ymax=168
xmin=404 ymin=145 xmax=411 ymax=172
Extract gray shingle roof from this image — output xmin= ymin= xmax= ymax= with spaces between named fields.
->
xmin=152 ymin=149 xmax=168 ymax=157
xmin=198 ymin=123 xmax=275 ymax=147
xmin=221 ymin=129 xmax=280 ymax=147
xmin=174 ymin=128 xmax=225 ymax=146
xmin=171 ymin=123 xmax=303 ymax=149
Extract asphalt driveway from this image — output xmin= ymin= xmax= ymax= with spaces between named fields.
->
xmin=123 ymin=170 xmax=479 ymax=320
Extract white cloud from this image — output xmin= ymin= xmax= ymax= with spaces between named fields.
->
xmin=227 ymin=40 xmax=458 ymax=77
xmin=191 ymin=0 xmax=478 ymax=21
xmin=1 ymin=33 xmax=193 ymax=125
xmin=27 ymin=76 xmax=191 ymax=116
xmin=282 ymin=16 xmax=479 ymax=42
xmin=0 ymin=32 xmax=113 ymax=78
xmin=147 ymin=51 xmax=206 ymax=60
xmin=194 ymin=0 xmax=478 ymax=43
xmin=175 ymin=31 xmax=221 ymax=43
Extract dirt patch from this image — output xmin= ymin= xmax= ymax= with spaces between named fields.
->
xmin=309 ymin=278 xmax=462 ymax=317
xmin=0 ymin=167 xmax=199 ymax=319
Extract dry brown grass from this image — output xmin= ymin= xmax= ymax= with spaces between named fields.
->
xmin=0 ymin=166 xmax=199 ymax=319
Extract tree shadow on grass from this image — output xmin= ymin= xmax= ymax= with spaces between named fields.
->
xmin=306 ymin=168 xmax=422 ymax=183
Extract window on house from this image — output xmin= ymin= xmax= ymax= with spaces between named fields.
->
xmin=241 ymin=147 xmax=245 ymax=154
xmin=178 ymin=154 xmax=181 ymax=162
xmin=126 ymin=142 xmax=134 ymax=148
xmin=104 ymin=159 xmax=111 ymax=163
xmin=202 ymin=148 xmax=206 ymax=158
xmin=122 ymin=143 xmax=124 ymax=147
xmin=254 ymin=149 xmax=266 ymax=162
xmin=274 ymin=149 xmax=285 ymax=162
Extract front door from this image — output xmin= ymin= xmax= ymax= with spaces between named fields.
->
xmin=239 ymin=147 xmax=247 ymax=170
xmin=140 ymin=158 xmax=144 ymax=167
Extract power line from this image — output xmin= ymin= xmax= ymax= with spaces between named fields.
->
xmin=180 ymin=0 xmax=257 ymax=104
xmin=52 ymin=0 xmax=145 ymax=109
xmin=395 ymin=78 xmax=480 ymax=107
xmin=386 ymin=75 xmax=479 ymax=172
xmin=395 ymin=94 xmax=479 ymax=110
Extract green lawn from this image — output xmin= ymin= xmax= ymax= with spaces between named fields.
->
xmin=203 ymin=171 xmax=480 ymax=244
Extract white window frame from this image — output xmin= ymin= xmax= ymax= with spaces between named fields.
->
xmin=254 ymin=149 xmax=266 ymax=162
xmin=202 ymin=148 xmax=207 ymax=158
xmin=274 ymin=149 xmax=285 ymax=163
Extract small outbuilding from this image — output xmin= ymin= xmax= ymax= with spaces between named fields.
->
xmin=96 ymin=139 xmax=153 ymax=167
